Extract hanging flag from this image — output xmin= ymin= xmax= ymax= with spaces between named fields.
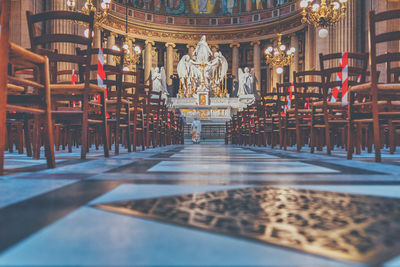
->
xmin=97 ymin=48 xmax=107 ymax=100
xmin=71 ymin=69 xmax=77 ymax=85
xmin=97 ymin=48 xmax=106 ymax=87
xmin=284 ymin=82 xmax=293 ymax=114
xmin=341 ymin=52 xmax=349 ymax=106
xmin=330 ymin=72 xmax=341 ymax=103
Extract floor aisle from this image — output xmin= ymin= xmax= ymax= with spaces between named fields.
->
xmin=1 ymin=144 xmax=400 ymax=267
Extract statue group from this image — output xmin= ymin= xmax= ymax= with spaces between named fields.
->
xmin=177 ymin=36 xmax=229 ymax=98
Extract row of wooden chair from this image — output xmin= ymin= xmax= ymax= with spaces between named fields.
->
xmin=0 ymin=2 xmax=184 ymax=175
xmin=227 ymin=8 xmax=400 ymax=162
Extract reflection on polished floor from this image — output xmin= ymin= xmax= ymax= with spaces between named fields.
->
xmin=1 ymin=144 xmax=400 ymax=267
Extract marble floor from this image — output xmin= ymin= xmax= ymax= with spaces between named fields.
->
xmin=1 ymin=144 xmax=400 ymax=267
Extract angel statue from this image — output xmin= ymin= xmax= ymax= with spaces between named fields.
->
xmin=208 ymin=51 xmax=228 ymax=83
xmin=207 ymin=51 xmax=228 ymax=95
xmin=238 ymin=67 xmax=255 ymax=97
xmin=151 ymin=67 xmax=169 ymax=96
xmin=177 ymin=55 xmax=190 ymax=96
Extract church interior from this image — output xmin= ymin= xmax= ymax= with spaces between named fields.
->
xmin=2 ymin=0 xmax=400 ymax=266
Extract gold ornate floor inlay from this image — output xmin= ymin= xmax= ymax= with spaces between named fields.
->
xmin=94 ymin=187 xmax=400 ymax=264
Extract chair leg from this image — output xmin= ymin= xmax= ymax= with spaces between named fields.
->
xmin=389 ymin=120 xmax=396 ymax=154
xmin=24 ymin=117 xmax=32 ymax=157
xmin=127 ymin=105 xmax=132 ymax=153
xmin=32 ymin=115 xmax=41 ymax=160
xmin=81 ymin=96 xmax=88 ymax=160
xmin=296 ymin=126 xmax=301 ymax=152
xmin=43 ymin=114 xmax=56 ymax=168
xmin=101 ymin=94 xmax=109 ymax=158
xmin=347 ymin=122 xmax=353 ymax=160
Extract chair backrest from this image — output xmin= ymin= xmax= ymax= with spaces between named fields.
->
xmin=271 ymin=82 xmax=291 ymax=114
xmin=78 ymin=47 xmax=124 ymax=99
xmin=369 ymin=9 xmax=400 ymax=84
xmin=319 ymin=52 xmax=368 ymax=100
xmin=293 ymin=70 xmax=323 ymax=109
xmin=26 ymin=10 xmax=94 ymax=84
xmin=122 ymin=69 xmax=148 ymax=97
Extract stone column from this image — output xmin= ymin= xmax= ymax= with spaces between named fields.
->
xmin=251 ymin=41 xmax=261 ymax=94
xmin=230 ymin=43 xmax=240 ymax=82
xmin=187 ymin=44 xmax=195 ymax=59
xmin=165 ymin=42 xmax=176 ymax=87
xmin=144 ymin=40 xmax=155 ymax=85
xmin=290 ymin=33 xmax=299 ymax=82
xmin=107 ymin=32 xmax=117 ymax=66
xmin=272 ymin=66 xmax=279 ymax=90
xmin=94 ymin=26 xmax=102 ymax=48
xmin=305 ymin=25 xmax=315 ymax=73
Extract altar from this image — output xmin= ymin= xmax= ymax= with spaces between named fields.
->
xmin=166 ymin=35 xmax=255 ymax=124
xmin=169 ymin=96 xmax=254 ymax=123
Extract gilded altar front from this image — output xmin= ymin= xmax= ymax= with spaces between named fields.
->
xmin=180 ymin=108 xmax=229 ymax=120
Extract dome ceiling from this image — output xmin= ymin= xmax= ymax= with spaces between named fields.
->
xmin=116 ymin=0 xmax=295 ymax=16
xmin=106 ymin=0 xmax=303 ymax=43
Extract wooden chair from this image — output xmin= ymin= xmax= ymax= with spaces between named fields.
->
xmin=122 ymin=69 xmax=148 ymax=152
xmin=285 ymin=71 xmax=323 ymax=151
xmin=1 ymin=0 xmax=55 ymax=174
xmin=270 ymin=82 xmax=290 ymax=149
xmin=310 ymin=52 xmax=368 ymax=154
xmin=348 ymin=9 xmax=400 ymax=162
xmin=26 ymin=10 xmax=109 ymax=160
xmin=79 ymin=48 xmax=125 ymax=155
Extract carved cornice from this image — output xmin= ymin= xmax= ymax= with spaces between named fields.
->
xmin=102 ymin=12 xmax=304 ymax=45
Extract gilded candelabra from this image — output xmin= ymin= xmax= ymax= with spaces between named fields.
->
xmin=67 ymin=0 xmax=111 ymax=25
xmin=113 ymin=39 xmax=142 ymax=69
xmin=265 ymin=34 xmax=296 ymax=74
xmin=122 ymin=39 xmax=142 ymax=66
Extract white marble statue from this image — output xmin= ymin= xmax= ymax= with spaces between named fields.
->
xmin=177 ymin=36 xmax=228 ymax=98
xmin=238 ymin=67 xmax=255 ymax=96
xmin=177 ymin=55 xmax=190 ymax=94
xmin=192 ymin=36 xmax=213 ymax=63
xmin=207 ymin=51 xmax=228 ymax=83
xmin=151 ymin=66 xmax=169 ymax=96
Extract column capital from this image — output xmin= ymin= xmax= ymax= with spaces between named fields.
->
xmin=145 ymin=40 xmax=155 ymax=46
xmin=229 ymin=43 xmax=240 ymax=48
xmin=165 ymin=42 xmax=176 ymax=48
xmin=210 ymin=44 xmax=219 ymax=50
xmin=251 ymin=40 xmax=261 ymax=47
xmin=110 ymin=32 xmax=118 ymax=38
xmin=125 ymin=36 xmax=136 ymax=43
xmin=186 ymin=44 xmax=196 ymax=49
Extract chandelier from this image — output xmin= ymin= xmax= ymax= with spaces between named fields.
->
xmin=265 ymin=34 xmax=296 ymax=74
xmin=122 ymin=39 xmax=142 ymax=68
xmin=300 ymin=0 xmax=347 ymax=38
xmin=66 ymin=0 xmax=111 ymax=25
